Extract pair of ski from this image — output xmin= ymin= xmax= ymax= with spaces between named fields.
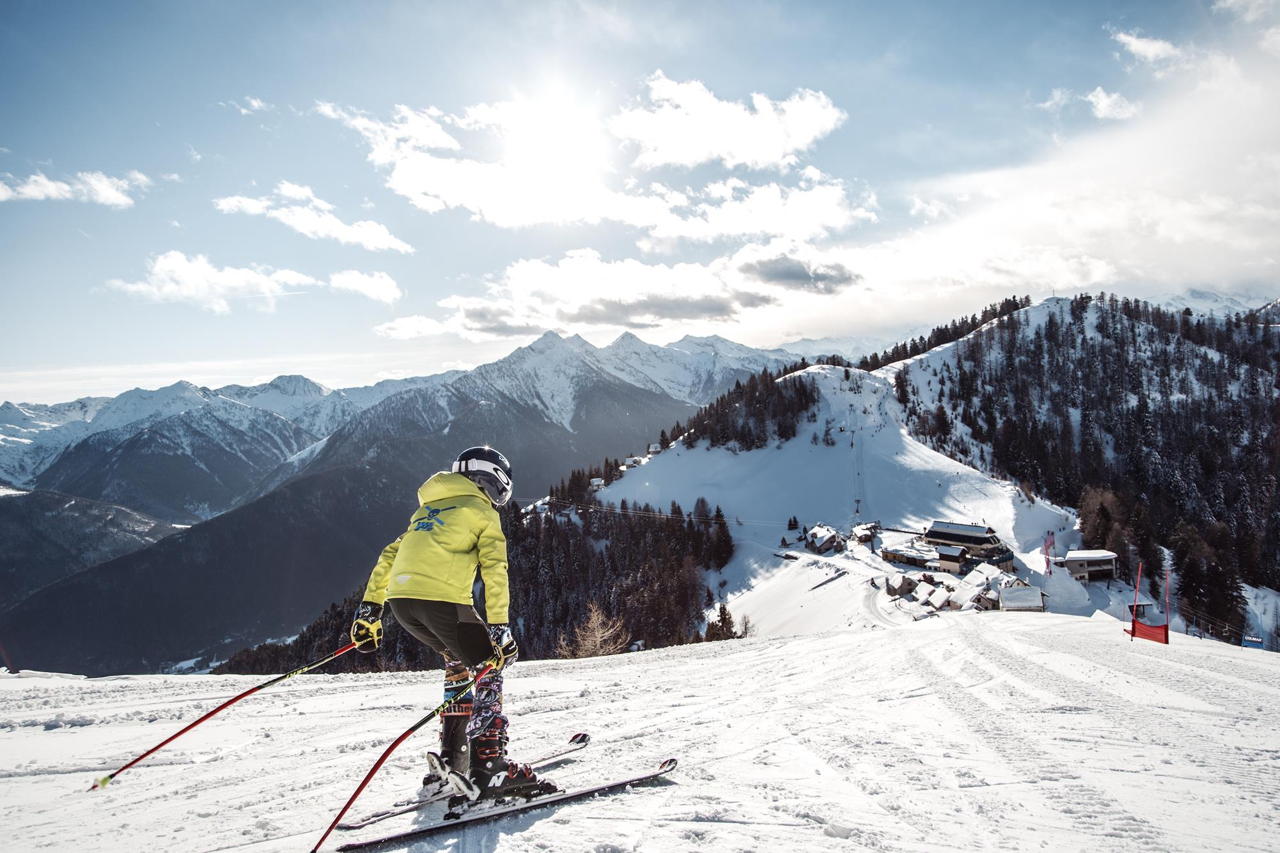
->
xmin=338 ymin=731 xmax=590 ymax=830
xmin=335 ymin=732 xmax=677 ymax=852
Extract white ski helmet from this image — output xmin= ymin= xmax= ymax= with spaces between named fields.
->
xmin=452 ymin=446 xmax=514 ymax=506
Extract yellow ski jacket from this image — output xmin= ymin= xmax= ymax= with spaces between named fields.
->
xmin=361 ymin=472 xmax=510 ymax=624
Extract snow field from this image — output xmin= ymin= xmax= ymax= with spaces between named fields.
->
xmin=2 ymin=612 xmax=1278 ymax=851
xmin=599 ymin=365 xmax=1081 ymax=632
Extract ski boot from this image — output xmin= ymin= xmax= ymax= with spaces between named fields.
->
xmin=448 ymin=720 xmax=557 ymax=802
xmin=423 ymin=669 xmax=473 ymax=789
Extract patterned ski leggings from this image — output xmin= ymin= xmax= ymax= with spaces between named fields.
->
xmin=442 ymin=659 xmax=505 ymax=738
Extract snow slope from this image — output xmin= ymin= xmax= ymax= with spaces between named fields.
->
xmin=598 ymin=365 xmax=1077 ymax=632
xmin=1 ymin=612 xmax=1277 ymax=852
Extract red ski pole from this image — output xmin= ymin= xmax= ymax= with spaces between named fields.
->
xmin=90 ymin=642 xmax=358 ymax=791
xmin=309 ymin=661 xmax=496 ymax=853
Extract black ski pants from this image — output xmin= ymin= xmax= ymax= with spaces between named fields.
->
xmin=387 ymin=599 xmax=493 ymax=668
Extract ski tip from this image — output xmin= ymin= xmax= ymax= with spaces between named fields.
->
xmin=88 ymin=775 xmax=111 ymax=792
xmin=570 ymin=732 xmax=590 ymax=745
xmin=658 ymin=758 xmax=678 ymax=773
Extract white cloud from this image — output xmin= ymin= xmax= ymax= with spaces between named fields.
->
xmin=421 ymin=240 xmax=869 ymax=341
xmin=161 ymin=173 xmax=182 ymax=183
xmin=1112 ymin=31 xmax=1184 ymax=65
xmin=321 ymin=94 xmax=661 ymax=229
xmin=908 ymin=196 xmax=952 ymax=221
xmin=1082 ymin=87 xmax=1141 ymax=119
xmin=108 ymin=251 xmax=318 ymax=313
xmin=329 ymin=270 xmax=402 ymax=304
xmin=609 ymin=71 xmax=846 ymax=170
xmin=1213 ymin=0 xmax=1276 ymax=23
xmin=805 ymin=50 xmax=1280 ymax=325
xmin=320 ymin=75 xmax=863 ymax=244
xmin=213 ymin=181 xmax=414 ymax=253
xmin=437 ymin=248 xmax=751 ymax=339
xmin=109 ymin=251 xmax=401 ymax=313
xmin=276 ymin=180 xmax=329 ymax=206
xmin=0 ymin=170 xmax=151 ymax=208
xmin=1262 ymin=26 xmax=1280 ymax=54
xmin=187 ymin=144 xmax=203 ymax=163
xmin=1035 ymin=88 xmax=1075 ymax=113
xmin=222 ymin=95 xmax=275 ymax=115
xmin=644 ymin=172 xmax=877 ymax=245
xmin=316 ymin=102 xmax=459 ymax=163
xmin=373 ymin=315 xmax=448 ymax=339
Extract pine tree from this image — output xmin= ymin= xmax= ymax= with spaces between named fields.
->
xmin=711 ymin=506 xmax=734 ymax=569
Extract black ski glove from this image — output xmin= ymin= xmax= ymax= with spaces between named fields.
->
xmin=351 ymin=601 xmax=384 ymax=653
xmin=488 ymin=624 xmax=518 ymax=670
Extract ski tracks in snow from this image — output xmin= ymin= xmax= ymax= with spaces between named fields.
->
xmin=925 ymin=615 xmax=1278 ymax=852
xmin=2 ymin=615 xmax=1278 ymax=851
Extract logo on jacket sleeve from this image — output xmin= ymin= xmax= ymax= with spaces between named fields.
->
xmin=412 ymin=504 xmax=457 ymax=531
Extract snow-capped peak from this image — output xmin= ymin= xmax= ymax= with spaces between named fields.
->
xmin=607 ymin=331 xmax=646 ymax=348
xmin=88 ymin=381 xmax=215 ymax=432
xmin=217 ymin=375 xmax=332 ymax=402
xmin=523 ymin=330 xmax=572 ymax=354
xmin=266 ymin=375 xmax=332 ymax=397
xmin=669 ymin=334 xmax=795 ymax=362
xmin=1156 ymin=287 xmax=1279 ymax=317
xmin=670 ymin=333 xmax=735 ymax=353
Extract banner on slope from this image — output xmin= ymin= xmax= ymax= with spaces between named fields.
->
xmin=1123 ymin=560 xmax=1169 ymax=645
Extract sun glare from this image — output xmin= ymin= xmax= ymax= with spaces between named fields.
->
xmin=498 ymin=85 xmax=613 ymax=217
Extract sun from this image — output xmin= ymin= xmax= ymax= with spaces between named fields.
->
xmin=497 ymin=84 xmax=614 ymax=218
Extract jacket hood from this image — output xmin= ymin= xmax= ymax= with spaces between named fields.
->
xmin=418 ymin=471 xmax=490 ymax=506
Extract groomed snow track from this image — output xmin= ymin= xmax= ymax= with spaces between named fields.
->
xmin=2 ymin=612 xmax=1278 ymax=851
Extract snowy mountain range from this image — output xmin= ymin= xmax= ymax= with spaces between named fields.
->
xmin=4 ymin=292 xmax=1276 ymax=675
xmin=250 ymin=331 xmax=798 ymax=504
xmin=0 ymin=334 xmax=796 ymax=523
xmin=34 ymin=394 xmax=318 ymax=523
xmin=776 ymin=330 xmax=916 ymax=360
xmin=0 ymin=332 xmax=797 ymax=674
xmin=1154 ymin=286 xmax=1278 ymax=317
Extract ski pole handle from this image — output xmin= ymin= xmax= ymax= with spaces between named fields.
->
xmin=309 ymin=660 xmax=497 ymax=852
xmin=89 ymin=642 xmax=358 ymax=792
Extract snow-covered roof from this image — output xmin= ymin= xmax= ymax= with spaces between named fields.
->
xmin=928 ymin=520 xmax=995 ymax=536
xmin=1063 ymin=549 xmax=1117 ymax=561
xmin=1000 ymin=587 xmax=1046 ymax=610
xmin=961 ymin=563 xmax=1003 ymax=587
xmin=936 ymin=545 xmax=967 ymax=559
xmin=914 ymin=581 xmax=937 ymax=601
xmin=927 ymin=586 xmax=952 ymax=608
xmin=809 ymin=523 xmax=841 ymax=539
xmin=884 ymin=539 xmax=937 ymax=560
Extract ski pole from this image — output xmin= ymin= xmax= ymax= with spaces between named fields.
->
xmin=90 ymin=642 xmax=358 ymax=792
xmin=310 ymin=660 xmax=497 ymax=853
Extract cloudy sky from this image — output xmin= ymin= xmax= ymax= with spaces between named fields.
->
xmin=2 ymin=0 xmax=1278 ymax=402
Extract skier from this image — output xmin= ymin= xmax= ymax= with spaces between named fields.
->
xmin=348 ymin=446 xmax=550 ymax=800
